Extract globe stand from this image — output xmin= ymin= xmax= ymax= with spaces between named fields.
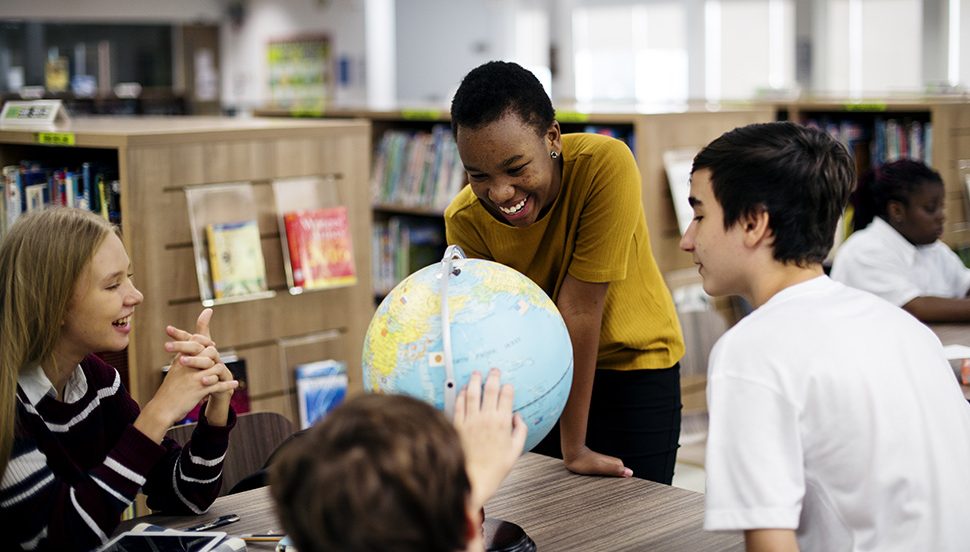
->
xmin=483 ymin=516 xmax=536 ymax=552
xmin=441 ymin=248 xmax=535 ymax=552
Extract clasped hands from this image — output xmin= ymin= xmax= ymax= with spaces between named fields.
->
xmin=138 ymin=308 xmax=237 ymax=442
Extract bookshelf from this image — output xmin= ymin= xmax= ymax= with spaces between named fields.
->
xmin=0 ymin=116 xmax=373 ymax=426
xmin=773 ymin=98 xmax=970 ymax=252
xmin=257 ymin=104 xmax=776 ymax=289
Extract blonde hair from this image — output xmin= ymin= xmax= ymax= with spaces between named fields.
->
xmin=0 ymin=208 xmax=116 ymax=477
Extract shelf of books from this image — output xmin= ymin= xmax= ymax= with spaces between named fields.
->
xmin=257 ymin=103 xmax=775 ymax=291
xmin=0 ymin=116 xmax=373 ymax=427
xmin=773 ymin=98 xmax=970 ymax=252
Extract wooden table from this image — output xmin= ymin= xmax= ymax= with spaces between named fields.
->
xmin=928 ymin=323 xmax=970 ymax=400
xmin=121 ymin=453 xmax=742 ymax=551
xmin=929 ymin=323 xmax=970 ymax=346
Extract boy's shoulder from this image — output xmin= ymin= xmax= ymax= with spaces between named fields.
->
xmin=711 ymin=278 xmax=939 ymax=390
xmin=720 ymin=277 xmax=924 ymax=350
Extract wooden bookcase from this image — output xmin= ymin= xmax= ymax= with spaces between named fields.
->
xmin=0 ymin=116 xmax=374 ymax=427
xmin=773 ymin=98 xmax=970 ymax=252
xmin=253 ymin=105 xmax=773 ymax=441
xmin=258 ymin=104 xmax=776 ymax=278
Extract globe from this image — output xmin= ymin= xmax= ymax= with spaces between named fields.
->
xmin=362 ymin=247 xmax=573 ymax=452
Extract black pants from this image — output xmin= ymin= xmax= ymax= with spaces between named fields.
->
xmin=532 ymin=363 xmax=682 ymax=484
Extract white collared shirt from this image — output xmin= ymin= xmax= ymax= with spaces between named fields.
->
xmin=830 ymin=217 xmax=970 ymax=306
xmin=18 ymin=363 xmax=88 ymax=405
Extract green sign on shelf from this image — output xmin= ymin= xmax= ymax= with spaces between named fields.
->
xmin=36 ymin=132 xmax=76 ymax=146
xmin=842 ymin=102 xmax=888 ymax=112
xmin=401 ymin=109 xmax=442 ymax=121
xmin=289 ymin=107 xmax=326 ymax=118
xmin=557 ymin=111 xmax=590 ymax=123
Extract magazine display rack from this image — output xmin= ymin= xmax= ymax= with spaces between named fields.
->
xmin=272 ymin=175 xmax=358 ymax=294
xmin=185 ymin=182 xmax=275 ymax=306
xmin=0 ymin=116 xmax=373 ymax=429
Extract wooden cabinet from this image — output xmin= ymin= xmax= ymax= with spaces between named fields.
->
xmin=0 ymin=116 xmax=374 ymax=426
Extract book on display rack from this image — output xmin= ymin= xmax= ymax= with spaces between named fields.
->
xmin=281 ymin=205 xmax=357 ymax=292
xmin=205 ymin=219 xmax=269 ymax=300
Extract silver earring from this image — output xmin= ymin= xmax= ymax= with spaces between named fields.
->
xmin=550 ymin=151 xmax=559 ymax=159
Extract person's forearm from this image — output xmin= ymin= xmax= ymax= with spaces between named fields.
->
xmin=903 ymin=296 xmax=970 ymax=323
xmin=745 ymin=529 xmax=799 ymax=552
xmin=556 ymin=279 xmax=607 ymax=458
xmin=559 ymin=335 xmax=598 ymax=457
xmin=204 ymin=394 xmax=231 ymax=427
xmin=135 ymin=400 xmax=177 ymax=443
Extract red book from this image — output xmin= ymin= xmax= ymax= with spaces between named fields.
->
xmin=283 ymin=206 xmax=357 ymax=291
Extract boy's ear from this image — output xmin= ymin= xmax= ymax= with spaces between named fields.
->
xmin=740 ymin=207 xmax=772 ymax=248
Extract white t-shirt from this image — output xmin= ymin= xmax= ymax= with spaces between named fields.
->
xmin=830 ymin=217 xmax=970 ymax=306
xmin=704 ymin=276 xmax=970 ymax=552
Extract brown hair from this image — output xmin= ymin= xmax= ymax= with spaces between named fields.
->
xmin=0 ymin=208 xmax=115 ymax=476
xmin=270 ymin=393 xmax=471 ymax=552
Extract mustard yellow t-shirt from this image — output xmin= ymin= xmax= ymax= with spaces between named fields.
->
xmin=444 ymin=133 xmax=684 ymax=370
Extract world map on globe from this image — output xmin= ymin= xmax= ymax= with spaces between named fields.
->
xmin=362 ymin=255 xmax=573 ymax=452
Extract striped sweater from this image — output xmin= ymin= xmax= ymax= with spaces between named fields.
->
xmin=1 ymin=355 xmax=235 ymax=551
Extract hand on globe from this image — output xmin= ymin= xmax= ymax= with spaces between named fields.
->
xmin=362 ymin=255 xmax=573 ymax=453
xmin=453 ymin=369 xmax=528 ymax=510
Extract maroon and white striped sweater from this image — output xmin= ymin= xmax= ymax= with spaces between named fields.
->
xmin=1 ymin=354 xmax=235 ymax=551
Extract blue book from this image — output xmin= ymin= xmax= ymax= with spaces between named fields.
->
xmin=295 ymin=360 xmax=348 ymax=429
xmin=81 ymin=162 xmax=92 ymax=211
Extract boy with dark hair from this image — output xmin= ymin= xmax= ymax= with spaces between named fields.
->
xmin=269 ymin=370 xmax=526 ymax=552
xmin=681 ymin=121 xmax=970 ymax=551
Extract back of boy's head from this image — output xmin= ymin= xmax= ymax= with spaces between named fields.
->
xmin=692 ymin=121 xmax=855 ymax=265
xmin=450 ymin=60 xmax=555 ymax=137
xmin=851 ymin=158 xmax=943 ymax=231
xmin=269 ymin=393 xmax=471 ymax=552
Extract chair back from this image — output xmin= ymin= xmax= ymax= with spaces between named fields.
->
xmin=166 ymin=411 xmax=296 ymax=496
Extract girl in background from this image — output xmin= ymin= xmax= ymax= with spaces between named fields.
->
xmin=831 ymin=159 xmax=970 ymax=322
xmin=0 ymin=208 xmax=238 ymax=551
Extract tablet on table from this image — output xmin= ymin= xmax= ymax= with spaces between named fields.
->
xmin=96 ymin=530 xmax=226 ymax=552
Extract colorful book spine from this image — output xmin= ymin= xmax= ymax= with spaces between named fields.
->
xmin=80 ymin=162 xmax=92 ymax=211
xmin=97 ymin=173 xmax=109 ymax=220
xmin=0 ymin=159 xmax=117 ymax=223
xmin=2 ymin=165 xmax=21 ymax=231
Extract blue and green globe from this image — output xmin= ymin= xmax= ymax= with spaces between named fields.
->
xmin=362 ymin=249 xmax=573 ymax=452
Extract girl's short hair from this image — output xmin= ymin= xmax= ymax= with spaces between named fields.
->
xmin=451 ymin=60 xmax=555 ymax=137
